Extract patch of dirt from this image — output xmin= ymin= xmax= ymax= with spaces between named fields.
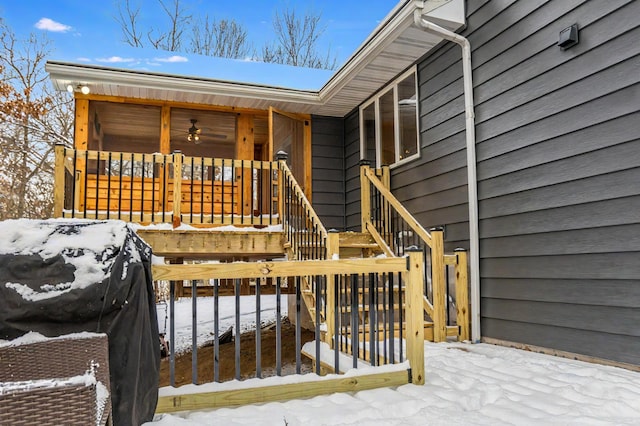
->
xmin=159 ymin=320 xmax=315 ymax=386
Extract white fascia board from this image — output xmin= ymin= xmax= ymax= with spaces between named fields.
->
xmin=45 ymin=62 xmax=323 ymax=106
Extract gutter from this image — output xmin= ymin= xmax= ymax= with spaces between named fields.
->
xmin=413 ymin=3 xmax=481 ymax=342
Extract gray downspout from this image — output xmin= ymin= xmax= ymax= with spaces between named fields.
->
xmin=414 ymin=5 xmax=481 ymax=342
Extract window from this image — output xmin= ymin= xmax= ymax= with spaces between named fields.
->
xmin=359 ymin=67 xmax=419 ymax=168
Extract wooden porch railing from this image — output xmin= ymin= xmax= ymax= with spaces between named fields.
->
xmin=53 ymin=145 xmax=280 ymax=227
xmin=360 ymin=162 xmax=470 ymax=342
xmin=152 ymin=251 xmax=425 ymax=413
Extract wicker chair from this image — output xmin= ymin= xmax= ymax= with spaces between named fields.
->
xmin=0 ymin=333 xmax=111 ymax=426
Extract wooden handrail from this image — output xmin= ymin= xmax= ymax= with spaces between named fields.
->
xmin=278 ymin=161 xmax=328 ymax=239
xmin=362 ymin=166 xmax=433 ymax=247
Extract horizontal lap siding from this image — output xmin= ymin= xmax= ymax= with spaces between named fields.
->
xmin=396 ymin=0 xmax=640 ymax=364
xmin=344 ymin=111 xmax=361 ymax=231
xmin=311 ymin=116 xmax=345 ymax=230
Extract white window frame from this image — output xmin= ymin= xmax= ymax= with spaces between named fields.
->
xmin=359 ymin=66 xmax=420 ymax=169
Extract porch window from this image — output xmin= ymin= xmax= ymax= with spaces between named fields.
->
xmin=359 ymin=67 xmax=419 ymax=168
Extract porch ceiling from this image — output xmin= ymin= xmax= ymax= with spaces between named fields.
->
xmin=46 ymin=0 xmax=464 ymax=117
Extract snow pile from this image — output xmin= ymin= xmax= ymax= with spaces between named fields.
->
xmin=147 ymin=341 xmax=640 ymax=425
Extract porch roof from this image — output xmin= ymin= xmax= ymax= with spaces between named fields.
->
xmin=46 ymin=0 xmax=465 ymax=117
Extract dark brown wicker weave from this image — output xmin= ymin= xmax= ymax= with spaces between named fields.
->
xmin=0 ymin=333 xmax=111 ymax=426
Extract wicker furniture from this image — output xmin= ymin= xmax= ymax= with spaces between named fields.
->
xmin=0 ymin=333 xmax=111 ymax=426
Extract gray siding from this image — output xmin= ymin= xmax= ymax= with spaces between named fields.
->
xmin=311 ymin=116 xmax=345 ymax=230
xmin=363 ymin=0 xmax=640 ymax=364
xmin=344 ymin=111 xmax=361 ymax=231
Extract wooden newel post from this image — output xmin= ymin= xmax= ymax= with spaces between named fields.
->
xmin=53 ymin=144 xmax=66 ymax=218
xmin=430 ymin=227 xmax=447 ymax=342
xmin=276 ymin=151 xmax=288 ymax=222
xmin=359 ymin=160 xmax=371 ymax=232
xmin=406 ymin=247 xmax=425 ymax=385
xmin=172 ymin=151 xmax=183 ymax=227
xmin=454 ymin=248 xmax=470 ymax=341
xmin=324 ymin=231 xmax=340 ymax=346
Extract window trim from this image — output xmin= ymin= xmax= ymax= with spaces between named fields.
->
xmin=359 ymin=66 xmax=420 ymax=169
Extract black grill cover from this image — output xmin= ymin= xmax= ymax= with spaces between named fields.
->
xmin=0 ymin=219 xmax=160 ymax=426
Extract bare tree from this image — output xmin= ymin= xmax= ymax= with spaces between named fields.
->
xmin=190 ymin=16 xmax=252 ymax=59
xmin=0 ymin=20 xmax=73 ymax=220
xmin=113 ymin=1 xmax=334 ymax=67
xmin=115 ymin=0 xmax=144 ymax=47
xmin=148 ymin=0 xmax=191 ymax=51
xmin=115 ymin=0 xmax=191 ymax=51
xmin=261 ymin=7 xmax=336 ymax=70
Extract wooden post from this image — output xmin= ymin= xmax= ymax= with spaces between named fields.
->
xmin=405 ymin=248 xmax=425 ymax=385
xmin=158 ymin=105 xmax=171 ymax=216
xmin=380 ymin=165 xmax=390 ymax=191
xmin=359 ymin=160 xmax=371 ymax=233
xmin=74 ymin=98 xmax=89 ymax=211
xmin=455 ymin=248 xmax=470 ymax=341
xmin=324 ymin=231 xmax=340 ymax=346
xmin=53 ymin=144 xmax=66 ymax=218
xmin=326 ymin=231 xmax=340 ymax=260
xmin=430 ymin=228 xmax=447 ymax=342
xmin=236 ymin=114 xmax=255 ymax=218
xmin=172 ymin=151 xmax=183 ymax=227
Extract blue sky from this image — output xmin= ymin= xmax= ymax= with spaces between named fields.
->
xmin=0 ymin=0 xmax=400 ymax=89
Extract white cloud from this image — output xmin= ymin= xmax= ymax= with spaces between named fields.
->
xmin=76 ymin=57 xmax=92 ymax=62
xmin=34 ymin=18 xmax=72 ymax=33
xmin=154 ymin=55 xmax=188 ymax=63
xmin=95 ymin=56 xmax=136 ymax=63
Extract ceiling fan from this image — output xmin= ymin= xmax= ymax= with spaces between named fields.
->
xmin=178 ymin=118 xmax=229 ymax=144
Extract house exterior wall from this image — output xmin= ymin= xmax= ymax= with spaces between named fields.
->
xmin=311 ymin=116 xmax=346 ymax=230
xmin=345 ymin=0 xmax=640 ymax=365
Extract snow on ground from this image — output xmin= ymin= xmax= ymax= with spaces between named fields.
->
xmin=159 ymin=295 xmax=288 ymax=354
xmin=154 ymin=290 xmax=640 ymax=425
xmin=147 ymin=340 xmax=640 ymax=425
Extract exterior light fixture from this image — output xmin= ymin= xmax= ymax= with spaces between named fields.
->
xmin=66 ymin=83 xmax=91 ymax=95
xmin=187 ymin=119 xmax=201 ymax=143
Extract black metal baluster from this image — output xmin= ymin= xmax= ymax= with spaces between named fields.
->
xmin=169 ymin=281 xmax=175 ymax=386
xmin=118 ymin=153 xmax=124 ymax=220
xmin=141 ymin=154 xmax=147 ymax=223
xmin=161 ymin=155 xmax=166 ymax=223
xmin=240 ymin=159 xmax=245 ymax=225
xmin=398 ymin=272 xmax=404 ymax=362
xmin=276 ymin=276 xmax=282 ymax=376
xmin=214 ymin=278 xmax=220 ymax=382
xmin=210 ymin=159 xmax=215 ymax=225
xmin=221 ymin=159 xmax=225 ymax=225
xmin=94 ymin=151 xmax=101 ymax=219
xmin=231 ymin=161 xmax=235 ymax=224
xmin=106 ymin=152 xmax=112 ymax=220
xmin=315 ymin=274 xmax=321 ymax=375
xmin=129 ymin=155 xmax=134 ymax=221
xmin=83 ymin=151 xmax=89 ymax=219
xmin=191 ymin=280 xmax=197 ymax=384
xmin=295 ymin=276 xmax=301 ymax=374
xmin=256 ymin=276 xmax=261 ymax=378
xmin=368 ymin=273 xmax=375 ymax=365
xmin=389 ymin=273 xmax=395 ymax=364
xmin=351 ymin=274 xmax=358 ymax=367
xmin=71 ymin=149 xmax=77 ymax=217
xmin=151 ymin=154 xmax=157 ymax=222
xmin=334 ymin=275 xmax=340 ymax=373
xmin=235 ymin=278 xmax=241 ymax=380
xmin=200 ymin=157 xmax=205 ymax=224
xmin=190 ymin=156 xmax=195 ymax=224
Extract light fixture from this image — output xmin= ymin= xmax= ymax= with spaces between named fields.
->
xmin=187 ymin=119 xmax=201 ymax=143
xmin=66 ymin=83 xmax=90 ymax=95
